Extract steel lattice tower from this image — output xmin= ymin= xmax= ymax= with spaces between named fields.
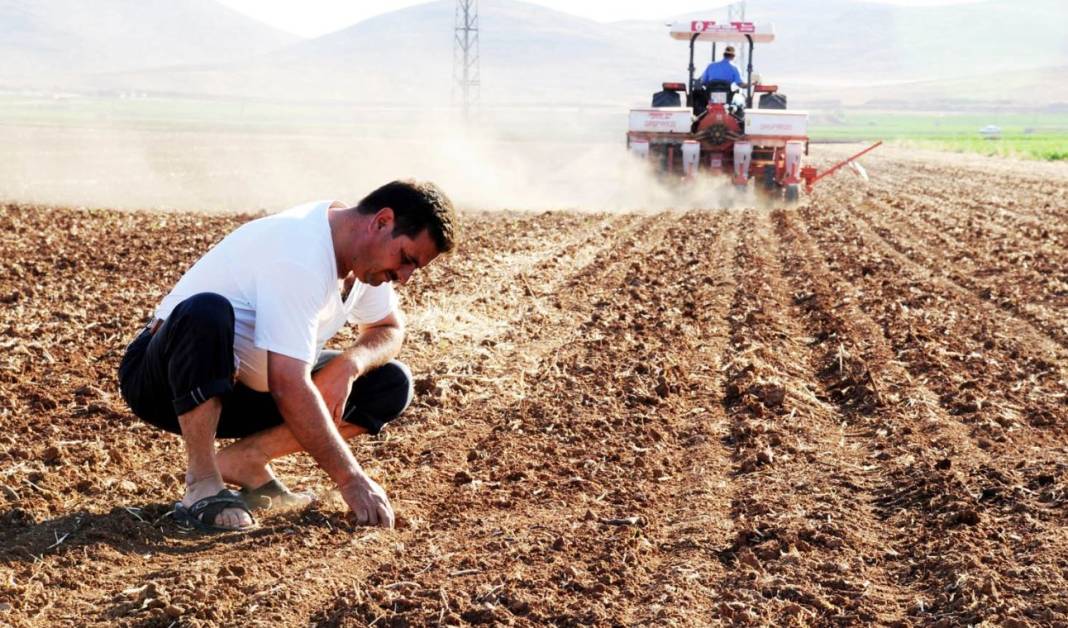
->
xmin=727 ymin=1 xmax=748 ymax=74
xmin=453 ymin=0 xmax=480 ymax=119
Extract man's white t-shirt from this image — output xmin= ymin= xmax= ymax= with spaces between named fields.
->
xmin=155 ymin=200 xmax=397 ymax=392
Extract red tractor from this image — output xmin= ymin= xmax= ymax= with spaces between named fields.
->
xmin=626 ymin=20 xmax=879 ymax=201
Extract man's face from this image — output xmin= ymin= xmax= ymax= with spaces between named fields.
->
xmin=355 ymin=210 xmax=440 ymax=287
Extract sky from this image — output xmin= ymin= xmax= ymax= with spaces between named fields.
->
xmin=215 ymin=0 xmax=976 ymax=38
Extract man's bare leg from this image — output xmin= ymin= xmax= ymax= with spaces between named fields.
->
xmin=216 ymin=421 xmax=368 ymax=498
xmin=179 ymin=398 xmax=254 ymax=529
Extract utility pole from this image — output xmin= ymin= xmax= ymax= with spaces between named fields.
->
xmin=453 ymin=0 xmax=480 ymax=120
xmin=727 ymin=0 xmax=747 ymax=73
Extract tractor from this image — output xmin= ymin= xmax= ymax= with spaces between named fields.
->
xmin=626 ymin=20 xmax=880 ymax=201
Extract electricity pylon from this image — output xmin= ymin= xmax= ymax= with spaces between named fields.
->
xmin=453 ymin=0 xmax=480 ymax=119
xmin=728 ymin=1 xmax=748 ymax=73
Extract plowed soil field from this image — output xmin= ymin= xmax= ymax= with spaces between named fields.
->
xmin=1 ymin=147 xmax=1066 ymax=626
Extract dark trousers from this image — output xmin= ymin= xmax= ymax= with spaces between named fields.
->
xmin=118 ymin=293 xmax=413 ymax=439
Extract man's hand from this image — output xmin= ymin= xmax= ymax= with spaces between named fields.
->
xmin=340 ymin=473 xmax=395 ymax=528
xmin=313 ymin=355 xmax=359 ymax=424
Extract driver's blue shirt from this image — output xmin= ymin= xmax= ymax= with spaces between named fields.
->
xmin=700 ymin=59 xmax=743 ymax=85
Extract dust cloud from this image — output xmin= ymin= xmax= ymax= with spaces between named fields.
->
xmin=0 ymin=114 xmax=746 ymax=214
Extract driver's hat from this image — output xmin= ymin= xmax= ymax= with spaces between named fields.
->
xmin=723 ymin=46 xmax=736 ymax=56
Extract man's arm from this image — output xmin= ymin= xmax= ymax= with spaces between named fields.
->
xmin=349 ymin=309 xmax=406 ymax=378
xmin=733 ymin=66 xmax=750 ymax=89
xmin=268 ymin=352 xmax=394 ymax=526
xmin=314 ymin=309 xmax=405 ymax=423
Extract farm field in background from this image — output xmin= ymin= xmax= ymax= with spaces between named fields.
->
xmin=0 ymin=94 xmax=620 ymax=141
xmin=1 ymin=147 xmax=1066 ymax=625
xmin=809 ymin=110 xmax=1068 ymax=160
xmin=909 ymin=134 xmax=1068 ymax=161
xmin=4 ymin=93 xmax=1067 ymax=159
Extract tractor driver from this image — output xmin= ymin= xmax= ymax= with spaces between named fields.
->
xmin=699 ymin=45 xmax=750 ymax=91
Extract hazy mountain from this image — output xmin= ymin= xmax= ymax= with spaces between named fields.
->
xmin=258 ymin=0 xmax=661 ymax=103
xmin=3 ymin=0 xmax=1065 ymax=107
xmin=103 ymin=0 xmax=654 ymax=104
xmin=0 ymin=0 xmax=299 ymax=83
xmin=677 ymin=0 xmax=1068 ymax=82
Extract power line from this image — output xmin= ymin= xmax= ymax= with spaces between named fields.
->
xmin=453 ymin=0 xmax=480 ymax=120
xmin=727 ymin=0 xmax=748 ymax=73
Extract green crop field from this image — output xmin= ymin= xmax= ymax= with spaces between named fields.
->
xmin=907 ymin=135 xmax=1068 ymax=161
xmin=808 ymin=110 xmax=1068 ymax=161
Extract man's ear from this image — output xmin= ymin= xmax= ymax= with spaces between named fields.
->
xmin=374 ymin=207 xmax=395 ymax=231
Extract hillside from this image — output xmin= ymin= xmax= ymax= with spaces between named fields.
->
xmin=2 ymin=0 xmax=1065 ymax=107
xmin=675 ymin=0 xmax=1067 ymax=82
xmin=0 ymin=0 xmax=298 ymax=84
xmin=85 ymin=0 xmax=653 ymax=105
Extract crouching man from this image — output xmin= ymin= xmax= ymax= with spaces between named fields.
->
xmin=118 ymin=181 xmax=456 ymax=531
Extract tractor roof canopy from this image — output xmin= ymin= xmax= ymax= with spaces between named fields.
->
xmin=669 ymin=21 xmax=775 ymax=43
